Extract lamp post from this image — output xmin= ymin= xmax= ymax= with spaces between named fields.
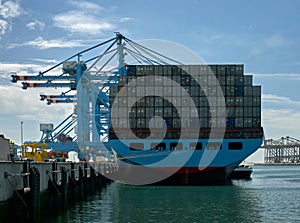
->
xmin=20 ymin=121 xmax=23 ymax=145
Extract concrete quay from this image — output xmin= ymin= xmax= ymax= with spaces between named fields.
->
xmin=0 ymin=160 xmax=116 ymax=222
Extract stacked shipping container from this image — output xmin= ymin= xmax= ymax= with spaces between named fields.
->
xmin=109 ymin=64 xmax=262 ymax=139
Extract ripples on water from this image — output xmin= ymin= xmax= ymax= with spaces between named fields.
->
xmin=49 ymin=166 xmax=300 ymax=223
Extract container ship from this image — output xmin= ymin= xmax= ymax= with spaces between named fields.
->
xmin=108 ymin=64 xmax=263 ymax=185
xmin=6 ymin=34 xmax=263 ymax=185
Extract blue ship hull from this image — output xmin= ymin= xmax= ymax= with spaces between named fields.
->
xmin=107 ymin=138 xmax=263 ymax=185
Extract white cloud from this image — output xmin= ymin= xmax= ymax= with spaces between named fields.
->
xmin=0 ymin=85 xmax=74 ymax=143
xmin=0 ymin=0 xmax=22 ymax=19
xmin=0 ymin=85 xmax=73 ymax=121
xmin=249 ymin=47 xmax=265 ymax=57
xmin=68 ymin=1 xmax=105 ymax=12
xmin=26 ymin=20 xmax=45 ymax=30
xmin=0 ymin=61 xmax=73 ymax=139
xmin=262 ymin=94 xmax=300 ymax=106
xmin=0 ymin=1 xmax=23 ymax=37
xmin=0 ymin=19 xmax=9 ymax=35
xmin=53 ymin=10 xmax=115 ymax=35
xmin=262 ymin=108 xmax=300 ymax=139
xmin=261 ymin=94 xmax=300 ymax=139
xmin=8 ymin=36 xmax=88 ymax=49
xmin=0 ymin=62 xmax=41 ymax=78
xmin=0 ymin=62 xmax=62 ymax=83
xmin=249 ymin=73 xmax=300 ymax=81
xmin=52 ymin=1 xmax=118 ymax=36
xmin=265 ymin=35 xmax=286 ymax=49
xmin=29 ymin=58 xmax=58 ymax=64
xmin=120 ymin=17 xmax=132 ymax=23
xmin=249 ymin=34 xmax=293 ymax=57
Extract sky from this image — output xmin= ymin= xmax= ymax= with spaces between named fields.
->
xmin=0 ymin=0 xmax=300 ymax=162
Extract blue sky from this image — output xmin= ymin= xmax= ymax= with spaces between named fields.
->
xmin=1 ymin=0 xmax=300 ymax=162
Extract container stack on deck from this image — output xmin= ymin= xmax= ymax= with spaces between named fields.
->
xmin=109 ymin=64 xmax=262 ymax=141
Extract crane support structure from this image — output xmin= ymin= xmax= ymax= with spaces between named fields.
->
xmin=10 ymin=33 xmax=127 ymax=156
xmin=262 ymin=136 xmax=300 ymax=163
xmin=10 ymin=33 xmax=183 ymax=159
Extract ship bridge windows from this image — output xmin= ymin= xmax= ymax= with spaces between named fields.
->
xmin=190 ymin=142 xmax=203 ymax=150
xmin=129 ymin=143 xmax=144 ymax=151
xmin=206 ymin=142 xmax=222 ymax=150
xmin=228 ymin=142 xmax=243 ymax=150
xmin=170 ymin=142 xmax=183 ymax=150
xmin=150 ymin=143 xmax=166 ymax=151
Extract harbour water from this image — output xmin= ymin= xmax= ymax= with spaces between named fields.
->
xmin=41 ymin=165 xmax=300 ymax=223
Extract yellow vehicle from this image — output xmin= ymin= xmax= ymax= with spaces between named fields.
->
xmin=22 ymin=142 xmax=49 ymax=162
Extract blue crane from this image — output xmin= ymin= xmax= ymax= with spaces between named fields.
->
xmin=10 ymin=33 xmax=181 ymax=160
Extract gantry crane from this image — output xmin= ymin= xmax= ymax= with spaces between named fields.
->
xmin=11 ymin=33 xmax=180 ymax=160
xmin=262 ymin=136 xmax=300 ymax=163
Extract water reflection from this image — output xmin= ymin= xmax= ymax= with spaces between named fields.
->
xmin=50 ymin=182 xmax=262 ymax=223
xmin=112 ymin=184 xmax=262 ymax=223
